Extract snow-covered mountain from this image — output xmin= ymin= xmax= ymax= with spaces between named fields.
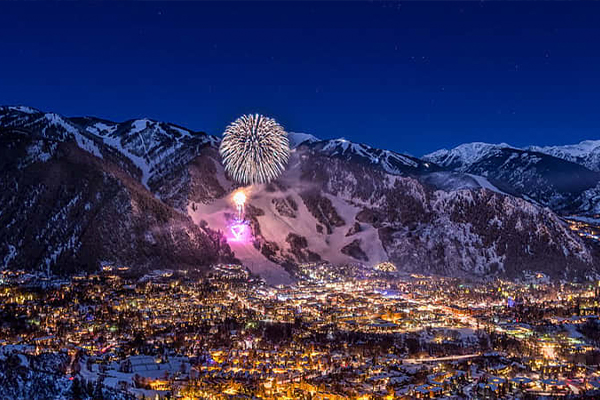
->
xmin=423 ymin=142 xmax=513 ymax=171
xmin=1 ymin=106 xmax=599 ymax=283
xmin=0 ymin=106 xmax=216 ymax=190
xmin=0 ymin=106 xmax=234 ymax=277
xmin=424 ymin=141 xmax=600 ymax=213
xmin=307 ymin=138 xmax=437 ymax=175
xmin=287 ymin=132 xmax=319 ymax=148
xmin=528 ymin=140 xmax=600 ymax=172
xmin=67 ymin=115 xmax=216 ymax=190
xmin=424 ymin=140 xmax=600 ymax=174
xmin=291 ymin=145 xmax=595 ymax=279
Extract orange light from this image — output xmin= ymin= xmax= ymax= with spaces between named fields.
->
xmin=233 ymin=191 xmax=246 ymax=207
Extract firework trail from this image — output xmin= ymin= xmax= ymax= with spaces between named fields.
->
xmin=219 ymin=114 xmax=290 ymax=185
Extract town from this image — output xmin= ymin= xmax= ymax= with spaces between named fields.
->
xmin=1 ymin=264 xmax=600 ymax=399
xmin=566 ymin=216 xmax=600 ymax=243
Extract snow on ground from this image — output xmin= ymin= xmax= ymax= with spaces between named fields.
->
xmin=242 ymin=186 xmax=386 ymax=267
xmin=453 ymin=327 xmax=478 ymax=341
xmin=321 ymin=139 xmax=419 ymax=171
xmin=101 ymin=133 xmax=152 ymax=189
xmin=169 ymin=125 xmax=193 ymax=138
xmin=91 ymin=119 xmax=212 ymax=189
xmin=423 ymin=142 xmax=512 ymax=169
xmin=187 ymin=194 xmax=292 ymax=285
xmin=323 ymin=193 xmax=388 ymax=264
xmin=44 ymin=113 xmax=79 ymax=136
xmin=229 ymin=241 xmax=292 ymax=285
xmin=529 ymin=140 xmax=600 ymax=171
xmin=85 ymin=121 xmax=118 ymax=136
xmin=188 ymin=163 xmax=389 ymax=284
xmin=8 ymin=105 xmax=37 ymax=114
xmin=24 ymin=112 xmax=105 ymax=160
xmin=4 ymin=244 xmax=17 ymax=268
xmin=73 ymin=130 xmax=103 ymax=159
xmin=2 ymin=244 xmax=17 ymax=269
xmin=287 ymin=132 xmax=319 ymax=148
xmin=0 ymin=344 xmax=36 ymax=355
xmin=562 ymin=323 xmax=586 ymax=340
xmin=466 ymin=174 xmax=508 ymax=195
xmin=260 ymin=163 xmax=389 ymax=267
xmin=25 ymin=141 xmax=56 ymax=163
xmin=530 ymin=140 xmax=600 ymax=158
xmin=129 ymin=119 xmax=150 ymax=136
xmin=79 ymin=355 xmax=190 ymax=399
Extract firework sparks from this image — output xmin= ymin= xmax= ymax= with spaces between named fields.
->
xmin=219 ymin=114 xmax=290 ymax=185
xmin=232 ymin=190 xmax=246 ymax=221
xmin=228 ymin=189 xmax=251 ymax=242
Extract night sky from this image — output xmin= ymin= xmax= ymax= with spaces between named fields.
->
xmin=1 ymin=2 xmax=599 ymax=156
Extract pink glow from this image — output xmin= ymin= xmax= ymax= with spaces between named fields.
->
xmin=228 ymin=221 xmax=252 ymax=243
xmin=231 ymin=224 xmax=246 ymax=240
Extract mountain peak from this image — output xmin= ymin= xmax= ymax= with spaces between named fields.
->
xmin=4 ymin=105 xmax=40 ymax=115
xmin=308 ymin=137 xmax=434 ymax=175
xmin=528 ymin=140 xmax=600 ymax=172
xmin=287 ymin=132 xmax=320 ymax=148
xmin=423 ymin=141 xmax=514 ymax=171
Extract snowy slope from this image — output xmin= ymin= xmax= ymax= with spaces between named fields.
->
xmin=528 ymin=140 xmax=600 ymax=172
xmin=2 ymin=105 xmax=600 ymax=283
xmin=420 ymin=172 xmax=507 ymax=195
xmin=424 ymin=141 xmax=600 ymax=212
xmin=74 ymin=116 xmax=216 ymax=189
xmin=426 ymin=139 xmax=600 ymax=173
xmin=253 ymin=170 xmax=388 ymax=266
xmin=296 ymin=147 xmax=596 ymax=279
xmin=187 ymin=192 xmax=293 ymax=285
xmin=287 ymin=132 xmax=319 ymax=148
xmin=576 ymin=182 xmax=600 ymax=215
xmin=0 ymin=107 xmax=217 ymax=191
xmin=423 ymin=142 xmax=513 ymax=171
xmin=308 ymin=138 xmax=435 ymax=175
xmin=465 ymin=174 xmax=508 ymax=195
xmin=184 ymin=158 xmax=388 ymax=284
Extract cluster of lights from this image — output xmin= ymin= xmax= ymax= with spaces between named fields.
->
xmin=229 ymin=190 xmax=251 ymax=242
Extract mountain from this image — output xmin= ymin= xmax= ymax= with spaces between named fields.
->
xmin=1 ymin=105 xmax=599 ymax=283
xmin=528 ymin=140 xmax=600 ymax=172
xmin=287 ymin=132 xmax=319 ymax=148
xmin=68 ymin=115 xmax=217 ymax=191
xmin=0 ymin=106 xmax=234 ymax=276
xmin=308 ymin=138 xmax=438 ymax=175
xmin=423 ymin=142 xmax=513 ymax=171
xmin=287 ymin=145 xmax=595 ymax=279
xmin=424 ymin=142 xmax=600 ymax=213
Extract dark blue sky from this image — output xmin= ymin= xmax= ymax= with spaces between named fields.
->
xmin=1 ymin=2 xmax=599 ymax=156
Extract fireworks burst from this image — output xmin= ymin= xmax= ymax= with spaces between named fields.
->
xmin=219 ymin=114 xmax=290 ymax=185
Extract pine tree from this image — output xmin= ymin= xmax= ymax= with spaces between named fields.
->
xmin=93 ymin=379 xmax=104 ymax=400
xmin=86 ymin=379 xmax=94 ymax=397
xmin=70 ymin=377 xmax=83 ymax=400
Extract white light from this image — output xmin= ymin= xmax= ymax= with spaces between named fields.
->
xmin=233 ymin=191 xmax=246 ymax=207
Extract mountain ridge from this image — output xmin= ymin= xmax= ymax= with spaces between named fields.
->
xmin=424 ymin=139 xmax=600 ymax=173
xmin=424 ymin=140 xmax=600 ymax=213
xmin=1 ymin=105 xmax=599 ymax=283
